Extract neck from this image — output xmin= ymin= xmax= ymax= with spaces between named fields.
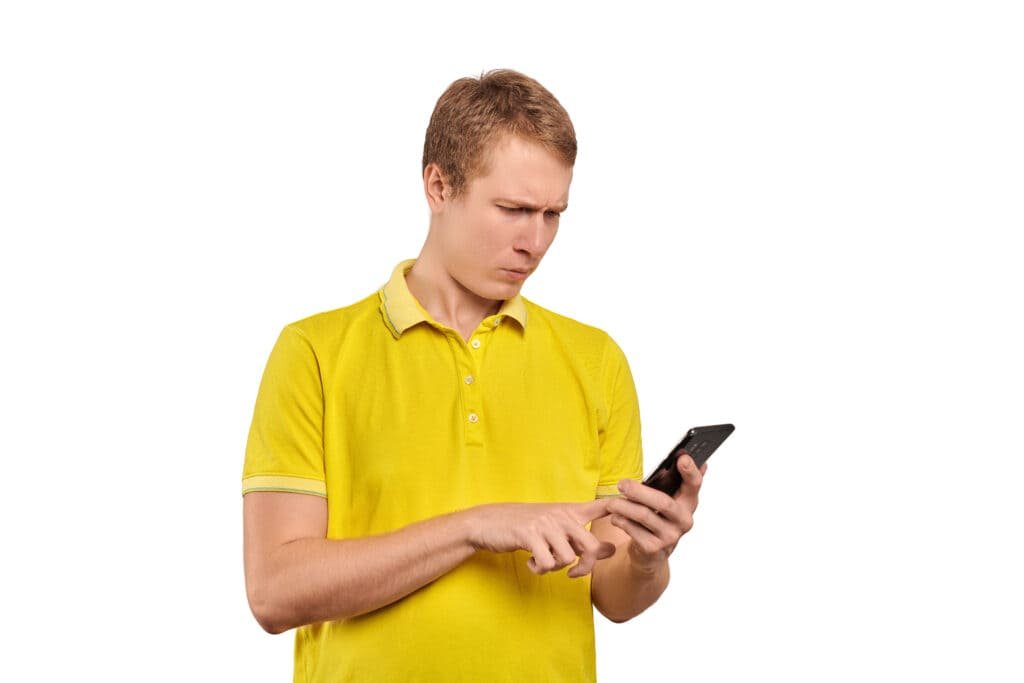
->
xmin=405 ymin=246 xmax=502 ymax=338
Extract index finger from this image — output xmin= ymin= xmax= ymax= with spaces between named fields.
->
xmin=575 ymin=498 xmax=613 ymax=523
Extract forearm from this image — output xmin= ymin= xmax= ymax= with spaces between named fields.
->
xmin=591 ymin=543 xmax=670 ymax=623
xmin=251 ymin=508 xmax=477 ymax=633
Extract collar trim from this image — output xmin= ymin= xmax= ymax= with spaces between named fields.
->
xmin=378 ymin=259 xmax=528 ymax=338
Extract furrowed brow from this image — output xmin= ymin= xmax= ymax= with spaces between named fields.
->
xmin=498 ymin=198 xmax=569 ymax=212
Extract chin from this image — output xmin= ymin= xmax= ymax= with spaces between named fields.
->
xmin=461 ymin=269 xmax=525 ymax=300
xmin=481 ymin=285 xmax=518 ymax=301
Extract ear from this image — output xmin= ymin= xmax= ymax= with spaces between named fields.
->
xmin=423 ymin=163 xmax=451 ymax=213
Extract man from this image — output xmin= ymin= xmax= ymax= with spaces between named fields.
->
xmin=242 ymin=68 xmax=706 ymax=682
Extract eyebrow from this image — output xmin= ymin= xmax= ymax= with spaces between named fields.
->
xmin=497 ymin=198 xmax=569 ymax=212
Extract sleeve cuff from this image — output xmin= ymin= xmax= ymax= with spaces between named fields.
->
xmin=596 ymin=483 xmax=624 ymax=498
xmin=595 ymin=477 xmax=644 ymax=499
xmin=241 ymin=475 xmax=327 ymax=498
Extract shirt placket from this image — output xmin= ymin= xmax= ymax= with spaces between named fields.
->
xmin=456 ymin=315 xmax=504 ymax=449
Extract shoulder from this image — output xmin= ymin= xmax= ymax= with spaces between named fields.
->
xmin=522 ymin=297 xmax=620 ymax=360
xmin=522 ymin=299 xmax=636 ymax=408
xmin=279 ymin=290 xmax=383 ymax=349
xmin=522 ymin=297 xmax=607 ymax=337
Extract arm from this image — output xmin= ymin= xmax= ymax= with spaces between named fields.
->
xmin=243 ymin=491 xmax=478 ymax=633
xmin=243 ymin=491 xmax=615 ymax=634
xmin=590 ymin=455 xmax=707 ymax=623
xmin=589 ymin=514 xmax=670 ymax=623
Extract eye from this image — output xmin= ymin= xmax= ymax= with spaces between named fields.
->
xmin=498 ymin=205 xmax=560 ymax=218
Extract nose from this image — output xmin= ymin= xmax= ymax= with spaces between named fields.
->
xmin=513 ymin=212 xmax=556 ymax=257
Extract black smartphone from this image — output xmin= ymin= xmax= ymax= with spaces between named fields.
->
xmin=642 ymin=424 xmax=735 ymax=496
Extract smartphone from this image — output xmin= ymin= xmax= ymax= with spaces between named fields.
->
xmin=642 ymin=424 xmax=735 ymax=496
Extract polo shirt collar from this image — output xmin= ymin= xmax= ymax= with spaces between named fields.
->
xmin=378 ymin=259 xmax=528 ymax=338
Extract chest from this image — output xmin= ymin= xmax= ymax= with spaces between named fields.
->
xmin=319 ymin=326 xmax=606 ymax=535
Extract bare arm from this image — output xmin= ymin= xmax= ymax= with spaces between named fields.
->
xmin=243 ymin=492 xmax=478 ymax=633
xmin=243 ymin=492 xmax=615 ymax=634
xmin=589 ymin=514 xmax=670 ymax=623
xmin=590 ymin=455 xmax=707 ymax=623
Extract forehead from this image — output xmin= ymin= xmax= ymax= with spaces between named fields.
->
xmin=471 ymin=134 xmax=572 ymax=207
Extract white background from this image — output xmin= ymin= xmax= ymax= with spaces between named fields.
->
xmin=2 ymin=1 xmax=1021 ymax=681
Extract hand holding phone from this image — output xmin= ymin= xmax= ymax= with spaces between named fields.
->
xmin=642 ymin=424 xmax=735 ymax=497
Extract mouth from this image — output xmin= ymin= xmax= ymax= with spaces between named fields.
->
xmin=502 ymin=268 xmax=531 ymax=281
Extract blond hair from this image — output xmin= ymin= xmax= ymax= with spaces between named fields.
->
xmin=422 ymin=69 xmax=577 ymax=201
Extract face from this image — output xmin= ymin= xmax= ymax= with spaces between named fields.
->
xmin=428 ymin=134 xmax=573 ymax=301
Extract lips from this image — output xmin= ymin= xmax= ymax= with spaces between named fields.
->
xmin=502 ymin=268 xmax=530 ymax=281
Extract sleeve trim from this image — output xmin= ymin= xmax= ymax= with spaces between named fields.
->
xmin=242 ymin=475 xmax=327 ymax=497
xmin=595 ymin=476 xmax=644 ymax=498
xmin=596 ymin=483 xmax=625 ymax=498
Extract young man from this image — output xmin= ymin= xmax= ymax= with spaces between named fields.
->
xmin=242 ymin=69 xmax=706 ymax=682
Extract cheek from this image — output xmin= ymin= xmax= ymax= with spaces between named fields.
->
xmin=542 ymin=231 xmax=557 ymax=253
xmin=445 ymin=218 xmax=483 ymax=253
xmin=473 ymin=221 xmax=509 ymax=253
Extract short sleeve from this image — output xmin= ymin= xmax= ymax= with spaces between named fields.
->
xmin=595 ymin=334 xmax=644 ymax=499
xmin=241 ymin=324 xmax=327 ymax=497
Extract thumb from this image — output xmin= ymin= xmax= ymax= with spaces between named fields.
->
xmin=675 ymin=452 xmax=703 ymax=501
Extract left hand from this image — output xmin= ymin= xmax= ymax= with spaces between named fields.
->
xmin=608 ymin=452 xmax=707 ymax=573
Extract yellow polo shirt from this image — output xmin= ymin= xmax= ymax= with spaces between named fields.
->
xmin=243 ymin=259 xmax=643 ymax=682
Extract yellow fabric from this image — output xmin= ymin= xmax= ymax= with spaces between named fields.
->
xmin=243 ymin=259 xmax=643 ymax=682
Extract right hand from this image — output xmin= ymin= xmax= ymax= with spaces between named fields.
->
xmin=466 ymin=500 xmax=617 ymax=578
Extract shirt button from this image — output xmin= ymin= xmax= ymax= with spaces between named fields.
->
xmin=493 ymin=318 xmax=501 ymax=327
xmin=464 ymin=375 xmax=474 ymax=385
xmin=471 ymin=339 xmax=481 ymax=349
xmin=468 ymin=412 xmax=479 ymax=423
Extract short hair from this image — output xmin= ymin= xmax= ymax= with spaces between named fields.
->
xmin=422 ymin=68 xmax=577 ymax=201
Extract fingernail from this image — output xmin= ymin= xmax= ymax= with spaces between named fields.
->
xmin=617 ymin=480 xmax=626 ymax=492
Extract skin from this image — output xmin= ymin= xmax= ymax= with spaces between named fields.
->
xmin=407 ymin=133 xmax=571 ymax=340
xmin=243 ymin=132 xmax=707 ymax=634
